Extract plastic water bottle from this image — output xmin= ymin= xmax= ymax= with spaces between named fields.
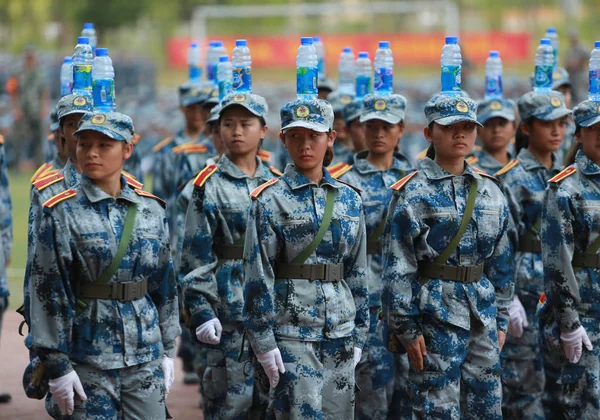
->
xmin=484 ymin=51 xmax=503 ymax=99
xmin=355 ymin=52 xmax=372 ymax=99
xmin=313 ymin=36 xmax=326 ymax=80
xmin=206 ymin=41 xmax=226 ymax=83
xmin=81 ymin=23 xmax=97 ymax=55
xmin=588 ymin=41 xmax=600 ymax=101
xmin=72 ymin=37 xmax=93 ymax=95
xmin=440 ymin=36 xmax=462 ymax=95
xmin=296 ymin=37 xmax=318 ymax=100
xmin=60 ymin=56 xmax=73 ymax=97
xmin=534 ymin=39 xmax=554 ymax=93
xmin=374 ymin=41 xmax=394 ymax=96
xmin=545 ymin=27 xmax=559 ymax=65
xmin=92 ymin=48 xmax=116 ymax=112
xmin=232 ymin=39 xmax=252 ymax=93
xmin=217 ymin=55 xmax=233 ymax=100
xmin=339 ymin=47 xmax=355 ymax=96
xmin=188 ymin=42 xmax=202 ymax=85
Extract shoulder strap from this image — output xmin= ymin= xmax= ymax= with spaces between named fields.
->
xmin=391 ymin=170 xmax=418 ymax=191
xmin=434 ymin=178 xmax=478 ymax=264
xmin=549 ymin=166 xmax=577 ymax=183
xmin=250 ymin=178 xmax=279 ymax=198
xmin=494 ymin=159 xmax=519 ymax=177
xmin=291 ymin=188 xmax=335 ymax=264
xmin=193 ymin=165 xmax=218 ymax=188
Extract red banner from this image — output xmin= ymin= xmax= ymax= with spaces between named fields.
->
xmin=167 ymin=32 xmax=532 ymax=69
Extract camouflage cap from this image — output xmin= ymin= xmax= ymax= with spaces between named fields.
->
xmin=518 ymin=91 xmax=572 ymax=121
xmin=49 ymin=105 xmax=59 ymax=131
xmin=206 ymin=104 xmax=221 ymax=124
xmin=477 ymin=98 xmax=516 ymax=124
xmin=57 ymin=93 xmax=93 ymax=121
xmin=552 ymin=67 xmax=571 ymax=90
xmin=360 ymin=94 xmax=407 ymax=124
xmin=318 ymin=78 xmax=336 ymax=93
xmin=327 ymin=90 xmax=355 ymax=114
xmin=74 ymin=111 xmax=135 ymax=143
xmin=181 ymin=83 xmax=213 ymax=108
xmin=220 ymin=92 xmax=269 ymax=119
xmin=573 ymin=100 xmax=600 ymax=127
xmin=280 ymin=99 xmax=334 ymax=133
xmin=178 ymin=84 xmax=191 ymax=106
xmin=424 ymin=94 xmax=482 ymax=127
xmin=342 ymin=98 xmax=364 ymax=125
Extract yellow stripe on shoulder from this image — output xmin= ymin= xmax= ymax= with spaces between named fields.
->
xmin=466 ymin=156 xmax=479 ymax=165
xmin=493 ymin=159 xmax=519 ymax=177
xmin=193 ymin=164 xmax=218 ymax=188
xmin=329 ymin=163 xmax=353 ymax=179
xmin=269 ymin=166 xmax=283 ymax=177
xmin=134 ymin=189 xmax=166 ymax=208
xmin=181 ymin=144 xmax=208 ymax=154
xmin=122 ymin=171 xmax=143 ymax=189
xmin=473 ymin=167 xmax=499 ymax=182
xmin=31 ymin=163 xmax=53 ymax=183
xmin=33 ymin=172 xmax=64 ymax=191
xmin=43 ymin=189 xmax=76 ymax=208
xmin=391 ymin=170 xmax=419 ymax=191
xmin=152 ymin=137 xmax=174 ymax=153
xmin=416 ymin=148 xmax=428 ymax=161
xmin=258 ymin=149 xmax=271 ymax=162
xmin=250 ymin=178 xmax=279 ymax=198
xmin=327 ymin=162 xmax=345 ymax=173
xmin=548 ymin=166 xmax=577 ymax=183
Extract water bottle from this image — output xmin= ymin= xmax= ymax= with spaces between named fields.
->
xmin=81 ymin=23 xmax=97 ymax=55
xmin=355 ymin=52 xmax=372 ymax=99
xmin=188 ymin=42 xmax=202 ymax=85
xmin=206 ymin=41 xmax=225 ymax=83
xmin=313 ymin=36 xmax=326 ymax=80
xmin=217 ymin=55 xmax=233 ymax=100
xmin=440 ymin=36 xmax=462 ymax=95
xmin=232 ymin=39 xmax=252 ymax=93
xmin=545 ymin=27 xmax=559 ymax=65
xmin=534 ymin=38 xmax=554 ymax=93
xmin=60 ymin=56 xmax=73 ymax=97
xmin=338 ymin=47 xmax=355 ymax=96
xmin=296 ymin=37 xmax=318 ymax=100
xmin=589 ymin=41 xmax=600 ymax=101
xmin=484 ymin=51 xmax=503 ymax=99
xmin=72 ymin=37 xmax=93 ymax=95
xmin=92 ymin=48 xmax=116 ymax=112
xmin=374 ymin=41 xmax=394 ymax=96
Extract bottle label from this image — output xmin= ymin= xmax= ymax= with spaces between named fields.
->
xmin=534 ymin=65 xmax=553 ymax=89
xmin=441 ymin=65 xmax=461 ymax=93
xmin=355 ymin=75 xmax=372 ymax=98
xmin=218 ymin=80 xmax=232 ymax=100
xmin=92 ymin=79 xmax=115 ymax=110
xmin=318 ymin=59 xmax=326 ymax=81
xmin=296 ymin=67 xmax=318 ymax=96
xmin=485 ymin=75 xmax=503 ymax=98
xmin=73 ymin=64 xmax=92 ymax=92
xmin=61 ymin=81 xmax=73 ymax=97
xmin=374 ymin=68 xmax=393 ymax=93
xmin=207 ymin=64 xmax=218 ymax=82
xmin=233 ymin=67 xmax=252 ymax=92
xmin=589 ymin=70 xmax=600 ymax=96
xmin=189 ymin=65 xmax=202 ymax=82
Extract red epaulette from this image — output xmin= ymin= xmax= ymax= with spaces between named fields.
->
xmin=33 ymin=172 xmax=65 ymax=191
xmin=548 ymin=166 xmax=577 ymax=183
xmin=269 ymin=166 xmax=283 ymax=176
xmin=494 ymin=159 xmax=519 ymax=177
xmin=152 ymin=137 xmax=174 ymax=153
xmin=473 ymin=167 xmax=500 ymax=182
xmin=31 ymin=163 xmax=54 ymax=183
xmin=258 ymin=149 xmax=271 ymax=163
xmin=250 ymin=178 xmax=279 ymax=198
xmin=43 ymin=189 xmax=76 ymax=208
xmin=134 ymin=189 xmax=166 ymax=208
xmin=193 ymin=165 xmax=218 ymax=188
xmin=122 ymin=171 xmax=143 ymax=189
xmin=329 ymin=163 xmax=353 ymax=179
xmin=391 ymin=171 xmax=419 ymax=191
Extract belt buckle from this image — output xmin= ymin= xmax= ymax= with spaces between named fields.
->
xmin=455 ymin=266 xmax=468 ymax=282
xmin=122 ymin=282 xmax=139 ymax=301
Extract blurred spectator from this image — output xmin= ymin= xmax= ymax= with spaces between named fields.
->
xmin=565 ymin=30 xmax=589 ymax=105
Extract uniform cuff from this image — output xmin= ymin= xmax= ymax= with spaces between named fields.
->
xmin=40 ymin=351 xmax=73 ymax=379
xmin=557 ymin=308 xmax=582 ymax=333
xmin=249 ymin=330 xmax=278 ymax=355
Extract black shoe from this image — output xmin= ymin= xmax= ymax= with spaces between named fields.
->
xmin=0 ymin=393 xmax=11 ymax=403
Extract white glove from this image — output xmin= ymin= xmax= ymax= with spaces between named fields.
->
xmin=196 ymin=318 xmax=223 ymax=344
xmin=48 ymin=370 xmax=88 ymax=416
xmin=561 ymin=326 xmax=593 ymax=364
xmin=162 ymin=356 xmax=175 ymax=395
xmin=353 ymin=347 xmax=362 ymax=369
xmin=508 ymin=296 xmax=529 ymax=338
xmin=256 ymin=348 xmax=286 ymax=389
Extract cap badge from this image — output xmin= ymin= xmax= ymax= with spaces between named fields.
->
xmin=91 ymin=114 xmax=106 ymax=125
xmin=340 ymin=95 xmax=352 ymax=105
xmin=550 ymin=97 xmax=562 ymax=107
xmin=374 ymin=99 xmax=387 ymax=111
xmin=490 ymin=101 xmax=502 ymax=111
xmin=296 ymin=105 xmax=310 ymax=118
xmin=73 ymin=96 xmax=87 ymax=106
xmin=233 ymin=94 xmax=246 ymax=103
xmin=456 ymin=101 xmax=469 ymax=113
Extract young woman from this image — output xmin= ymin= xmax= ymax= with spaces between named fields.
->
xmin=28 ymin=111 xmax=180 ymax=419
xmin=243 ymin=98 xmax=369 ymax=419
xmin=180 ymin=92 xmax=278 ymax=419
xmin=541 ymin=99 xmax=600 ymax=418
xmin=332 ymin=93 xmax=413 ymax=420
xmin=495 ymin=91 xmax=571 ymax=418
xmin=381 ymin=94 xmax=514 ymax=419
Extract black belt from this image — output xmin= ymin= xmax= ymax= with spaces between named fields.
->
xmin=419 ymin=262 xmax=484 ymax=284
xmin=518 ymin=238 xmax=542 ymax=253
xmin=367 ymin=240 xmax=382 ymax=255
xmin=572 ymin=253 xmax=600 ymax=269
xmin=214 ymin=245 xmax=244 ymax=260
xmin=274 ymin=263 xmax=344 ymax=282
xmin=77 ymin=279 xmax=148 ymax=301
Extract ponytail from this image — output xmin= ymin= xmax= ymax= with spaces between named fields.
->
xmin=515 ymin=118 xmax=533 ymax=155
xmin=425 ymin=122 xmax=436 ymax=159
xmin=324 ymin=146 xmax=334 ymax=167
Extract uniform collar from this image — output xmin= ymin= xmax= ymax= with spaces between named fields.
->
xmin=419 ymin=157 xmax=482 ymax=181
xmin=576 ymin=149 xmax=600 ymax=176
xmin=80 ymin=174 xmax=141 ymax=205
xmin=218 ymin=154 xmax=271 ymax=180
xmin=517 ymin=148 xmax=562 ymax=172
xmin=352 ymin=150 xmax=412 ymax=174
xmin=282 ymin=164 xmax=342 ymax=190
xmin=476 ymin=149 xmax=513 ymax=168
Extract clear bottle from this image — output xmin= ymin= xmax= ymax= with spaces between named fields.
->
xmin=588 ymin=41 xmax=600 ymax=101
xmin=72 ymin=37 xmax=93 ymax=96
xmin=374 ymin=41 xmax=394 ymax=96
xmin=484 ymin=51 xmax=503 ymax=99
xmin=534 ymin=38 xmax=554 ymax=93
xmin=355 ymin=52 xmax=372 ymax=99
xmin=232 ymin=39 xmax=252 ymax=93
xmin=60 ymin=56 xmax=73 ymax=97
xmin=544 ymin=27 xmax=559 ymax=66
xmin=296 ymin=37 xmax=318 ymax=100
xmin=92 ymin=48 xmax=116 ymax=112
xmin=206 ymin=41 xmax=225 ymax=83
xmin=313 ymin=36 xmax=326 ymax=81
xmin=440 ymin=36 xmax=462 ymax=95
xmin=81 ymin=23 xmax=97 ymax=55
xmin=217 ymin=55 xmax=233 ymax=100
xmin=338 ymin=47 xmax=355 ymax=96
xmin=188 ymin=42 xmax=202 ymax=85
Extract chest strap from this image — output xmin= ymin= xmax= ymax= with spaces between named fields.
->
xmin=77 ymin=279 xmax=148 ymax=301
xmin=214 ymin=236 xmax=245 ymax=260
xmin=275 ymin=263 xmax=344 ymax=282
xmin=518 ymin=217 xmax=542 ymax=254
xmin=572 ymin=235 xmax=600 ymax=271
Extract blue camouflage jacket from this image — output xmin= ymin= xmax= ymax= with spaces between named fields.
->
xmin=0 ymin=141 xmax=12 ymax=297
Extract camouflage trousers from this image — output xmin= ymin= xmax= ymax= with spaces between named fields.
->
xmin=543 ymin=344 xmax=566 ymax=419
xmin=45 ymin=357 xmax=165 ymax=420
xmin=268 ymin=336 xmax=355 ymax=420
xmin=355 ymin=308 xmax=395 ymax=420
xmin=0 ymin=296 xmax=7 ymax=341
xmin=501 ymin=296 xmax=545 ymax=419
xmin=388 ymin=353 xmax=411 ymax=420
xmin=408 ymin=313 xmax=502 ymax=419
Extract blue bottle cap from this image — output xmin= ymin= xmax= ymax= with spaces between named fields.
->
xmin=96 ymin=48 xmax=108 ymax=56
xmin=64 ymin=56 xmax=72 ymax=63
xmin=83 ymin=23 xmax=94 ymax=29
xmin=595 ymin=41 xmax=600 ymax=49
xmin=301 ymin=37 xmax=313 ymax=45
xmin=190 ymin=42 xmax=198 ymax=48
xmin=546 ymin=27 xmax=556 ymax=34
xmin=489 ymin=50 xmax=499 ymax=58
xmin=343 ymin=47 xmax=352 ymax=53
xmin=209 ymin=41 xmax=218 ymax=47
xmin=359 ymin=52 xmax=369 ymax=58
xmin=219 ymin=55 xmax=229 ymax=62
xmin=78 ymin=37 xmax=89 ymax=44
xmin=541 ymin=38 xmax=551 ymax=45
xmin=313 ymin=36 xmax=321 ymax=42
xmin=379 ymin=41 xmax=390 ymax=48
xmin=215 ymin=41 xmax=224 ymax=47
xmin=236 ymin=39 xmax=247 ymax=47
xmin=445 ymin=36 xmax=458 ymax=44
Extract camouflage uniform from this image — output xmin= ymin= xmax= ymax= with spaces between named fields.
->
xmin=328 ymin=90 xmax=356 ymax=165
xmin=496 ymin=91 xmax=571 ymax=419
xmin=0 ymin=137 xmax=12 ymax=338
xmin=243 ymin=99 xmax=369 ymax=419
xmin=28 ymin=112 xmax=180 ymax=419
xmin=552 ymin=68 xmax=577 ymax=166
xmin=381 ymin=95 xmax=514 ymax=419
xmin=541 ymin=100 xmax=600 ymax=419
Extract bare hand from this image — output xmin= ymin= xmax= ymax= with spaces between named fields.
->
xmin=498 ymin=331 xmax=506 ymax=352
xmin=405 ymin=335 xmax=427 ymax=371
